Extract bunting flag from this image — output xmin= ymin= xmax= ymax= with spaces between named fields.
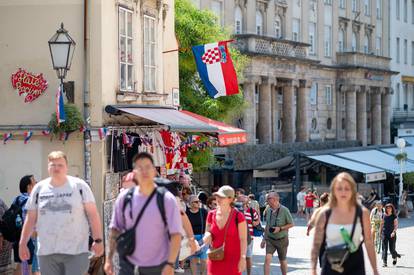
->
xmin=42 ymin=129 xmax=51 ymax=136
xmin=192 ymin=41 xmax=239 ymax=98
xmin=23 ymin=131 xmax=33 ymax=144
xmin=56 ymin=84 xmax=66 ymax=125
xmin=98 ymin=128 xmax=108 ymax=140
xmin=3 ymin=133 xmax=12 ymax=144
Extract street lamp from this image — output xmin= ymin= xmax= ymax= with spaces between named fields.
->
xmin=48 ymin=23 xmax=76 ymax=88
xmin=396 ymin=138 xmax=406 ymax=207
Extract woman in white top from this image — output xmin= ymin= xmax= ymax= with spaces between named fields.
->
xmin=310 ymin=172 xmax=378 ymax=275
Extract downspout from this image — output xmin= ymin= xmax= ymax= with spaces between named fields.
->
xmin=83 ymin=0 xmax=92 ymax=184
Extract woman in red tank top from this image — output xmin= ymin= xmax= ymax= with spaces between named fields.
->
xmin=202 ymin=185 xmax=247 ymax=275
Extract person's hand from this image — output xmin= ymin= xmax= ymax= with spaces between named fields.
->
xmin=238 ymin=257 xmax=246 ymax=273
xmin=260 ymin=239 xmax=266 ymax=249
xmin=18 ymin=243 xmax=30 ymax=261
xmin=162 ymin=264 xmax=174 ymax=275
xmin=391 ymin=231 xmax=396 ymax=238
xmin=273 ymin=226 xmax=281 ymax=233
xmin=104 ymin=258 xmax=114 ymax=275
xmin=91 ymin=241 xmax=104 ymax=257
xmin=311 ymin=269 xmax=317 ymax=275
xmin=190 ymin=239 xmax=199 ymax=254
xmin=122 ymin=172 xmax=136 ymax=189
xmin=306 ymin=227 xmax=310 ymax=236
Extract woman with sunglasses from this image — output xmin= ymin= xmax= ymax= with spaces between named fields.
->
xmin=380 ymin=203 xmax=400 ymax=267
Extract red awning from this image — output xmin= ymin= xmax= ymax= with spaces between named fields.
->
xmin=180 ymin=110 xmax=247 ymax=146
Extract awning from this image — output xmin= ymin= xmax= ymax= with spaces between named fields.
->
xmin=180 ymin=110 xmax=247 ymax=146
xmin=105 ymin=105 xmax=218 ymax=132
xmin=256 ymin=156 xmax=295 ymax=170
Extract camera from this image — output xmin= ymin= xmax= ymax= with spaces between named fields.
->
xmin=234 ymin=201 xmax=244 ymax=212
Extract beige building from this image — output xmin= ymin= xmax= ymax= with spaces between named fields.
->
xmin=0 ymin=0 xmax=179 ymax=211
xmin=197 ymin=0 xmax=395 ymax=146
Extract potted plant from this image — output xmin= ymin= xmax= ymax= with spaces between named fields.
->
xmin=48 ymin=104 xmax=84 ymax=138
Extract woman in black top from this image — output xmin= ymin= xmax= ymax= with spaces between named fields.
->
xmin=380 ymin=203 xmax=399 ymax=267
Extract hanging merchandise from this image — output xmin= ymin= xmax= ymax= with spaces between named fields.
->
xmin=42 ymin=129 xmax=51 ymax=136
xmin=23 ymin=131 xmax=33 ymax=144
xmin=3 ymin=133 xmax=12 ymax=144
xmin=11 ymin=68 xmax=48 ymax=103
xmin=98 ymin=128 xmax=108 ymax=140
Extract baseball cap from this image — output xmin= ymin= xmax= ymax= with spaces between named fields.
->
xmin=213 ymin=185 xmax=235 ymax=199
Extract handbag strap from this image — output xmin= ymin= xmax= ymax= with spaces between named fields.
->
xmin=222 ymin=209 xmax=234 ymax=245
xmin=129 ymin=187 xmax=157 ymax=231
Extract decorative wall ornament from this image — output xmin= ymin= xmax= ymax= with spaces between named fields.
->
xmin=11 ymin=68 xmax=48 ymax=103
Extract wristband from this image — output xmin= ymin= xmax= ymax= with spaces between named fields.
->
xmin=93 ymin=238 xmax=103 ymax=244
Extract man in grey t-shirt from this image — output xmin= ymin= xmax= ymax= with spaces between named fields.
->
xmin=19 ymin=151 xmax=104 ymax=275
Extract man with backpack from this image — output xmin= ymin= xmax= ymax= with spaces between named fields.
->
xmin=18 ymin=151 xmax=104 ymax=275
xmin=104 ymin=152 xmax=182 ymax=275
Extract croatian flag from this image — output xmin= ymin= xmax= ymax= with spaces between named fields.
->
xmin=3 ymin=133 xmax=12 ymax=144
xmin=23 ymin=131 xmax=33 ymax=144
xmin=56 ymin=84 xmax=66 ymax=125
xmin=192 ymin=41 xmax=239 ymax=98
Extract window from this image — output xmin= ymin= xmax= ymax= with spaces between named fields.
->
xmin=352 ymin=32 xmax=358 ymax=51
xmin=327 ymin=118 xmax=332 ymax=130
xmin=404 ymin=39 xmax=408 ymax=64
xmin=397 ymin=0 xmax=400 ymax=20
xmin=352 ymin=0 xmax=358 ymax=12
xmin=412 ymin=41 xmax=414 ymax=65
xmin=324 ymin=0 xmax=332 ymax=5
xmin=234 ymin=6 xmax=243 ymax=34
xmin=397 ymin=37 xmax=400 ymax=63
xmin=363 ymin=35 xmax=369 ymax=53
xmin=324 ymin=26 xmax=332 ymax=57
xmin=340 ymin=0 xmax=346 ymax=9
xmin=309 ymin=23 xmax=316 ymax=54
xmin=376 ymin=36 xmax=382 ymax=55
xmin=275 ymin=15 xmax=282 ymax=38
xmin=119 ymin=7 xmax=133 ymax=92
xmin=211 ymin=1 xmax=223 ymax=26
xmin=376 ymin=0 xmax=382 ymax=18
xmin=311 ymin=118 xmax=318 ymax=130
xmin=404 ymin=0 xmax=408 ymax=22
xmin=396 ymin=83 xmax=401 ymax=108
xmin=310 ymin=83 xmax=318 ymax=105
xmin=338 ymin=29 xmax=345 ymax=52
xmin=256 ymin=10 xmax=263 ymax=35
xmin=325 ymin=85 xmax=332 ymax=105
xmin=364 ymin=0 xmax=370 ymax=15
xmin=144 ymin=15 xmax=156 ymax=92
xmin=292 ymin=18 xmax=300 ymax=41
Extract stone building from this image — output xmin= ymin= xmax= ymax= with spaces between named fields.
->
xmin=197 ymin=0 xmax=396 ymax=146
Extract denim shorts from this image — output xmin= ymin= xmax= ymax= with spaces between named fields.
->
xmin=190 ymin=235 xmax=207 ymax=260
xmin=246 ymin=238 xmax=254 ymax=258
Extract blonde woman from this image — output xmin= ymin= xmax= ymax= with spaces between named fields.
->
xmin=310 ymin=172 xmax=378 ymax=275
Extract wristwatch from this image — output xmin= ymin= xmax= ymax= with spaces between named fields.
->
xmin=93 ymin=238 xmax=103 ymax=244
xmin=166 ymin=262 xmax=175 ymax=268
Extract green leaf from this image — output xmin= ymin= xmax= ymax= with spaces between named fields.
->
xmin=48 ymin=104 xmax=84 ymax=136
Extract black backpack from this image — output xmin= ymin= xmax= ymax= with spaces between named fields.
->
xmin=0 ymin=196 xmax=28 ymax=243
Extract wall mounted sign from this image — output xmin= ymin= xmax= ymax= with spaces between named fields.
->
xmin=365 ymin=72 xmax=384 ymax=81
xmin=11 ymin=68 xmax=48 ymax=103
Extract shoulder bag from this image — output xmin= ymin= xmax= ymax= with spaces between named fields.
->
xmin=207 ymin=209 xmax=234 ymax=261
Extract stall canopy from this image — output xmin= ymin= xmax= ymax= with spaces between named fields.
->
xmin=180 ymin=110 xmax=247 ymax=146
xmin=105 ymin=105 xmax=218 ymax=132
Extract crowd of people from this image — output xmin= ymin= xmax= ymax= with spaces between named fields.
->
xmin=0 ymin=150 xmax=406 ymax=275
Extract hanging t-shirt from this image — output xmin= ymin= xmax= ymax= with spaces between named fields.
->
xmin=26 ymin=176 xmax=95 ymax=256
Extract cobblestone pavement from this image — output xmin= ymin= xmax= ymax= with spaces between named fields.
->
xmin=182 ymin=214 xmax=414 ymax=275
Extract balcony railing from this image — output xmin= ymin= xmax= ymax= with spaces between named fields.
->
xmin=234 ymin=34 xmax=309 ymax=59
xmin=336 ymin=51 xmax=391 ymax=70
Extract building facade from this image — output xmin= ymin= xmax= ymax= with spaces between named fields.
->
xmin=0 ymin=0 xmax=179 ymax=210
xmin=390 ymin=0 xmax=414 ymax=139
xmin=197 ymin=0 xmax=395 ymax=146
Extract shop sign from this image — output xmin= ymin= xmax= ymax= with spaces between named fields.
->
xmin=365 ymin=72 xmax=384 ymax=81
xmin=218 ymin=132 xmax=247 ymax=146
xmin=11 ymin=68 xmax=48 ymax=103
xmin=365 ymin=172 xmax=386 ymax=183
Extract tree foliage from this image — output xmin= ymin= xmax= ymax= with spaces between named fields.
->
xmin=175 ymin=0 xmax=249 ymax=123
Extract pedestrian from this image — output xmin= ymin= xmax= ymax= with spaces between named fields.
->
xmin=198 ymin=191 xmax=209 ymax=211
xmin=182 ymin=187 xmax=193 ymax=210
xmin=370 ymin=201 xmax=384 ymax=254
xmin=0 ymin=197 xmax=13 ymax=274
xmin=259 ymin=191 xmax=266 ymax=221
xmin=307 ymin=192 xmax=329 ymax=236
xmin=261 ymin=192 xmax=294 ymax=275
xmin=380 ymin=203 xmax=400 ymax=267
xmin=241 ymin=196 xmax=260 ymax=275
xmin=296 ymin=187 xmax=306 ymax=218
xmin=10 ymin=175 xmax=37 ymax=275
xmin=179 ymin=172 xmax=192 ymax=189
xmin=310 ymin=172 xmax=379 ymax=275
xmin=202 ymin=185 xmax=247 ymax=275
xmin=236 ymin=188 xmax=245 ymax=198
xmin=248 ymin=194 xmax=260 ymax=220
xmin=19 ymin=151 xmax=104 ymax=275
xmin=206 ymin=196 xmax=217 ymax=211
xmin=104 ymin=152 xmax=182 ymax=275
xmin=186 ymin=195 xmax=208 ymax=275
xmin=304 ymin=189 xmax=317 ymax=221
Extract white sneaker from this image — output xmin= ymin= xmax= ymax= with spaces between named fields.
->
xmin=175 ymin=267 xmax=185 ymax=273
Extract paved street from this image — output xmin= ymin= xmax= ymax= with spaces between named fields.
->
xmin=183 ymin=214 xmax=414 ymax=275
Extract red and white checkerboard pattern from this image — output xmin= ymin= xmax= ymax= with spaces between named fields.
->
xmin=201 ymin=47 xmax=221 ymax=64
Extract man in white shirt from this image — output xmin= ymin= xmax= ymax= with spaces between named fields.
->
xmin=296 ymin=187 xmax=306 ymax=217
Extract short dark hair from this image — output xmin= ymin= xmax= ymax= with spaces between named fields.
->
xmin=19 ymin=175 xmax=33 ymax=193
xmin=132 ymin=152 xmax=154 ymax=165
xmin=236 ymin=188 xmax=245 ymax=195
xmin=248 ymin=194 xmax=255 ymax=200
xmin=320 ymin=192 xmax=329 ymax=205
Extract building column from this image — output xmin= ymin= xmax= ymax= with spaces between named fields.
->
xmin=242 ymin=78 xmax=258 ymax=144
xmin=282 ymin=81 xmax=294 ymax=143
xmin=345 ymin=85 xmax=357 ymax=140
xmin=336 ymin=85 xmax=344 ymax=140
xmin=357 ymin=86 xmax=367 ymax=146
xmin=258 ymin=77 xmax=275 ymax=144
xmin=296 ymin=79 xmax=309 ymax=142
xmin=382 ymin=89 xmax=392 ymax=144
xmin=271 ymin=85 xmax=279 ymax=143
xmin=371 ymin=89 xmax=382 ymax=145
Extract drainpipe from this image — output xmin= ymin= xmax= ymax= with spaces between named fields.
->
xmin=83 ymin=0 xmax=92 ymax=184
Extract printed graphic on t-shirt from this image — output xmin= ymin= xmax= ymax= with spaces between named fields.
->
xmin=39 ymin=192 xmax=73 ymax=215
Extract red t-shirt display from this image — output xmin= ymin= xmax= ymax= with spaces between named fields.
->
xmin=207 ymin=209 xmax=245 ymax=275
